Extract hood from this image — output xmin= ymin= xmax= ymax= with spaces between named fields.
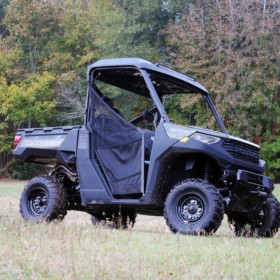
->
xmin=163 ymin=123 xmax=260 ymax=149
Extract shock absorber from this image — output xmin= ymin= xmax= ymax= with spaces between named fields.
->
xmin=204 ymin=161 xmax=211 ymax=182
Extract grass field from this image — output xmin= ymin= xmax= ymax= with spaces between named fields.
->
xmin=0 ymin=180 xmax=280 ymax=279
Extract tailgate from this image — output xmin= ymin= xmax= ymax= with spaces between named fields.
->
xmin=13 ymin=126 xmax=81 ymax=166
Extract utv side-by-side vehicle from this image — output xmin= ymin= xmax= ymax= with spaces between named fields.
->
xmin=13 ymin=58 xmax=279 ymax=237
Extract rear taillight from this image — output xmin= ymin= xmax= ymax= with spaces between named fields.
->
xmin=13 ymin=135 xmax=22 ymax=150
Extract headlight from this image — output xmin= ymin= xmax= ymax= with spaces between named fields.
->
xmin=190 ymin=133 xmax=220 ymax=144
xmin=164 ymin=124 xmax=196 ymax=140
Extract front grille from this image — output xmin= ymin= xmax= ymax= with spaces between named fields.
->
xmin=222 ymin=139 xmax=260 ymax=164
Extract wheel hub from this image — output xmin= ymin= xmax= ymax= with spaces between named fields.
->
xmin=179 ymin=197 xmax=204 ymax=223
xmin=33 ymin=195 xmax=47 ymax=212
xmin=28 ymin=189 xmax=48 ymax=215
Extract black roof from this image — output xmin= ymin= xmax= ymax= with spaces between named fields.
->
xmin=88 ymin=58 xmax=208 ymax=95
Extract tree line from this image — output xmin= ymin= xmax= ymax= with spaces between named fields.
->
xmin=0 ymin=0 xmax=279 ymax=181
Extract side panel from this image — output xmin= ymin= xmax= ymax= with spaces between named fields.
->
xmin=145 ymin=123 xmax=178 ymax=202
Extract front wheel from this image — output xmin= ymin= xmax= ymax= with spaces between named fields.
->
xmin=164 ymin=179 xmax=224 ymax=235
xmin=20 ymin=175 xmax=67 ymax=222
xmin=228 ymin=194 xmax=279 ymax=238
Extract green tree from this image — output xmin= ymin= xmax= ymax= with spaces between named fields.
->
xmin=164 ymin=0 xmax=280 ymax=141
xmin=260 ymin=137 xmax=280 ymax=181
xmin=110 ymin=0 xmax=188 ymax=60
xmin=4 ymin=0 xmax=64 ymax=74
xmin=0 ymin=72 xmax=57 ymax=128
xmin=0 ymin=0 xmax=9 ymax=35
xmin=0 ymin=72 xmax=57 ymax=177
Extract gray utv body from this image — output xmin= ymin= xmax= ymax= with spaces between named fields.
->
xmin=13 ymin=58 xmax=279 ymax=236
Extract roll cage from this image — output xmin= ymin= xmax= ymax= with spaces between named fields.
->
xmin=87 ymin=60 xmax=227 ymax=134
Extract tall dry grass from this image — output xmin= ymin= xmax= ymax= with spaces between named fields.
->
xmin=0 ymin=181 xmax=280 ymax=279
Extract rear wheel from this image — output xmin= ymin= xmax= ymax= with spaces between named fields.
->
xmin=164 ymin=179 xmax=224 ymax=235
xmin=228 ymin=195 xmax=279 ymax=238
xmin=20 ymin=176 xmax=67 ymax=222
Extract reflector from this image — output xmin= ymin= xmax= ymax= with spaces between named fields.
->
xmin=13 ymin=135 xmax=22 ymax=150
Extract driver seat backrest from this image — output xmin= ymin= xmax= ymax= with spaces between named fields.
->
xmin=143 ymin=130 xmax=155 ymax=161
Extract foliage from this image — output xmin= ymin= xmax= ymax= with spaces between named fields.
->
xmin=164 ymin=0 xmax=279 ymax=140
xmin=110 ymin=0 xmax=187 ymax=60
xmin=0 ymin=72 xmax=57 ymax=177
xmin=0 ymin=72 xmax=57 ymax=128
xmin=3 ymin=0 xmax=64 ymax=73
xmin=0 ymin=0 xmax=279 ymax=180
xmin=7 ymin=160 xmax=39 ymax=180
xmin=260 ymin=137 xmax=280 ymax=182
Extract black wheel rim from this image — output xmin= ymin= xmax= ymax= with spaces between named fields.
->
xmin=177 ymin=195 xmax=205 ymax=223
xmin=27 ymin=187 xmax=48 ymax=216
xmin=254 ymin=208 xmax=266 ymax=228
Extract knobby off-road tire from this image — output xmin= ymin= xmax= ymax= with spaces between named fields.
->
xmin=20 ymin=175 xmax=67 ymax=222
xmin=164 ymin=179 xmax=224 ymax=235
xmin=90 ymin=210 xmax=137 ymax=229
xmin=228 ymin=194 xmax=279 ymax=238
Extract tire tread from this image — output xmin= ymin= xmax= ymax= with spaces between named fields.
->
xmin=20 ymin=175 xmax=67 ymax=222
xmin=164 ymin=178 xmax=224 ymax=235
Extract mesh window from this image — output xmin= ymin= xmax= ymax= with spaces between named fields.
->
xmin=88 ymin=86 xmax=143 ymax=195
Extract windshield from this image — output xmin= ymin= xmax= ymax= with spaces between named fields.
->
xmin=148 ymin=72 xmax=224 ymax=132
xmin=163 ymin=93 xmax=220 ymax=131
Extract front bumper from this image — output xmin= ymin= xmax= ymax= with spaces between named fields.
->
xmin=237 ymin=169 xmax=274 ymax=193
xmin=227 ymin=169 xmax=274 ymax=214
